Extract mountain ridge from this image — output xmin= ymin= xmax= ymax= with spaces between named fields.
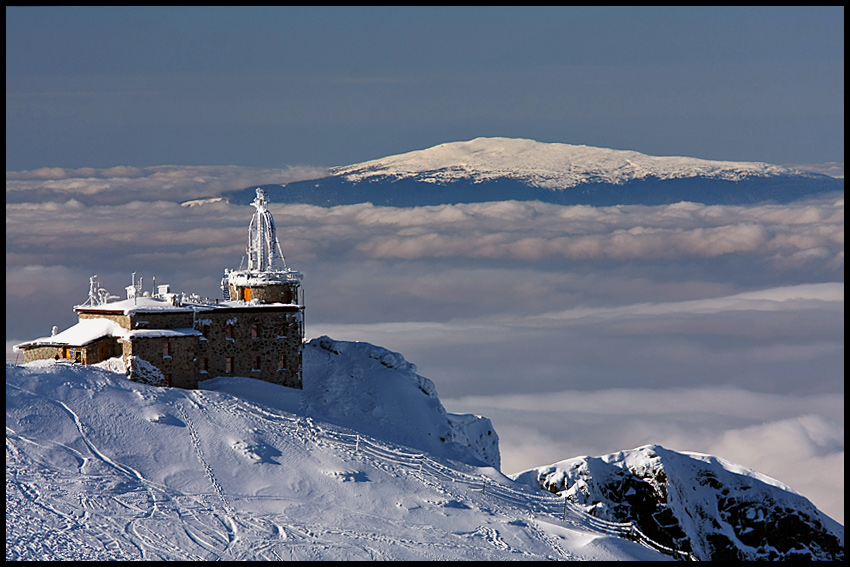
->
xmin=330 ymin=137 xmax=807 ymax=188
xmin=5 ymin=346 xmax=658 ymax=561
xmin=513 ymin=445 xmax=844 ymax=561
xmin=6 ymin=336 xmax=844 ymax=561
xmin=223 ymin=137 xmax=843 ymax=208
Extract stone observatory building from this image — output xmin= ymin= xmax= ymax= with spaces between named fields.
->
xmin=14 ymin=188 xmax=305 ymax=390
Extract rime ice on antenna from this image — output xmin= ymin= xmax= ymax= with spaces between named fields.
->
xmin=80 ymin=275 xmax=119 ymax=307
xmin=223 ymin=187 xmax=303 ymax=305
xmin=248 ymin=187 xmax=286 ymax=272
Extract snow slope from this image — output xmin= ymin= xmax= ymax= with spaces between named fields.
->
xmin=6 ymin=338 xmax=667 ymax=561
xmin=330 ymin=137 xmax=804 ymax=189
xmin=6 ymin=336 xmax=843 ymax=561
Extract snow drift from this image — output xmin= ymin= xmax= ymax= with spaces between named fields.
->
xmin=212 ymin=335 xmax=500 ymax=468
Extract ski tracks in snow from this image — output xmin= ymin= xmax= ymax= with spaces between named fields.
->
xmin=6 ymin=384 xmax=182 ymax=560
xmin=175 ymin=397 xmax=234 ymax=518
xmin=7 ymin=379 xmax=660 ymax=560
xmin=174 ymin=393 xmax=260 ymax=559
xmin=171 ymin=391 xmax=568 ymax=559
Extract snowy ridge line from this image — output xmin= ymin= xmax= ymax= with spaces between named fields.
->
xmin=625 ymin=524 xmax=697 ymax=560
xmin=279 ymin=410 xmax=694 ymax=559
xmin=344 ymin=429 xmax=694 ymax=559
xmin=8 ymin=375 xmax=568 ymax=560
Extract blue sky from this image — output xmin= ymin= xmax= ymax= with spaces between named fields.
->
xmin=6 ymin=6 xmax=844 ymax=171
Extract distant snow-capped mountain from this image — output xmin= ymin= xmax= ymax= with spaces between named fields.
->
xmin=6 ymin=336 xmax=844 ymax=561
xmin=224 ymin=138 xmax=843 ymax=207
xmin=331 ymin=137 xmax=798 ymax=188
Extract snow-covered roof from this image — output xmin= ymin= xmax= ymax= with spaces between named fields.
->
xmin=213 ymin=301 xmax=301 ymax=310
xmin=75 ymin=296 xmax=195 ymax=314
xmin=13 ymin=318 xmax=204 ymax=352
xmin=13 ymin=318 xmax=126 ymax=350
xmin=75 ymin=294 xmax=300 ymax=315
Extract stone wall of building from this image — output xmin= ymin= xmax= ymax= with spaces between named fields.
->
xmin=21 ymin=345 xmax=65 ymax=363
xmin=228 ymin=281 xmax=301 ymax=305
xmin=86 ymin=336 xmax=122 ymax=364
xmin=77 ymin=309 xmax=195 ymax=331
xmin=20 ymin=335 xmax=120 ymax=365
xmin=130 ymin=310 xmax=195 ymax=330
xmin=122 ymin=334 xmax=199 ymax=389
xmin=77 ymin=311 xmax=132 ymax=329
xmin=195 ymin=306 xmax=303 ymax=389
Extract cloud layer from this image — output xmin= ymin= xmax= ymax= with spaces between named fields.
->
xmin=6 ymin=164 xmax=328 ymax=205
xmin=6 ymin=165 xmax=843 ymax=524
xmin=443 ymin=387 xmax=844 ymax=523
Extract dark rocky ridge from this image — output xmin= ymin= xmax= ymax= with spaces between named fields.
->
xmin=512 ymin=445 xmax=844 ymax=561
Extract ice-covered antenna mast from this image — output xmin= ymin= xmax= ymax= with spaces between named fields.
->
xmin=79 ymin=275 xmax=118 ymax=307
xmin=247 ymin=187 xmax=287 ymax=272
xmin=82 ymin=275 xmax=101 ymax=306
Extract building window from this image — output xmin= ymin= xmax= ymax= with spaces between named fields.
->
xmin=252 ymin=356 xmax=261 ymax=371
xmin=251 ymin=322 xmax=260 ymax=338
xmin=226 ymin=324 xmax=234 ymax=339
xmin=201 ymin=324 xmax=210 ymax=339
xmin=225 ymin=357 xmax=233 ymax=373
xmin=278 ymin=354 xmax=287 ymax=371
xmin=163 ymin=341 xmax=171 ymax=358
xmin=200 ymin=357 xmax=209 ymax=373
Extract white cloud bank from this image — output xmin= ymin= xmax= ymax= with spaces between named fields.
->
xmin=6 ymin=164 xmax=328 ymax=205
xmin=443 ymin=387 xmax=844 ymax=525
xmin=7 ymin=165 xmax=843 ymax=526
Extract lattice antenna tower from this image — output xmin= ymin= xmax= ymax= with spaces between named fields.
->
xmin=247 ymin=188 xmax=288 ymax=272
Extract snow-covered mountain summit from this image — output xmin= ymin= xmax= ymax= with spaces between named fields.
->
xmin=225 ymin=137 xmax=842 ymax=207
xmin=330 ymin=137 xmax=799 ymax=189
xmin=6 ymin=336 xmax=844 ymax=560
xmin=6 ymin=338 xmax=660 ymax=561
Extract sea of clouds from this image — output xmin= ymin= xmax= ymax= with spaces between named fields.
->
xmin=6 ymin=164 xmax=844 ymax=523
